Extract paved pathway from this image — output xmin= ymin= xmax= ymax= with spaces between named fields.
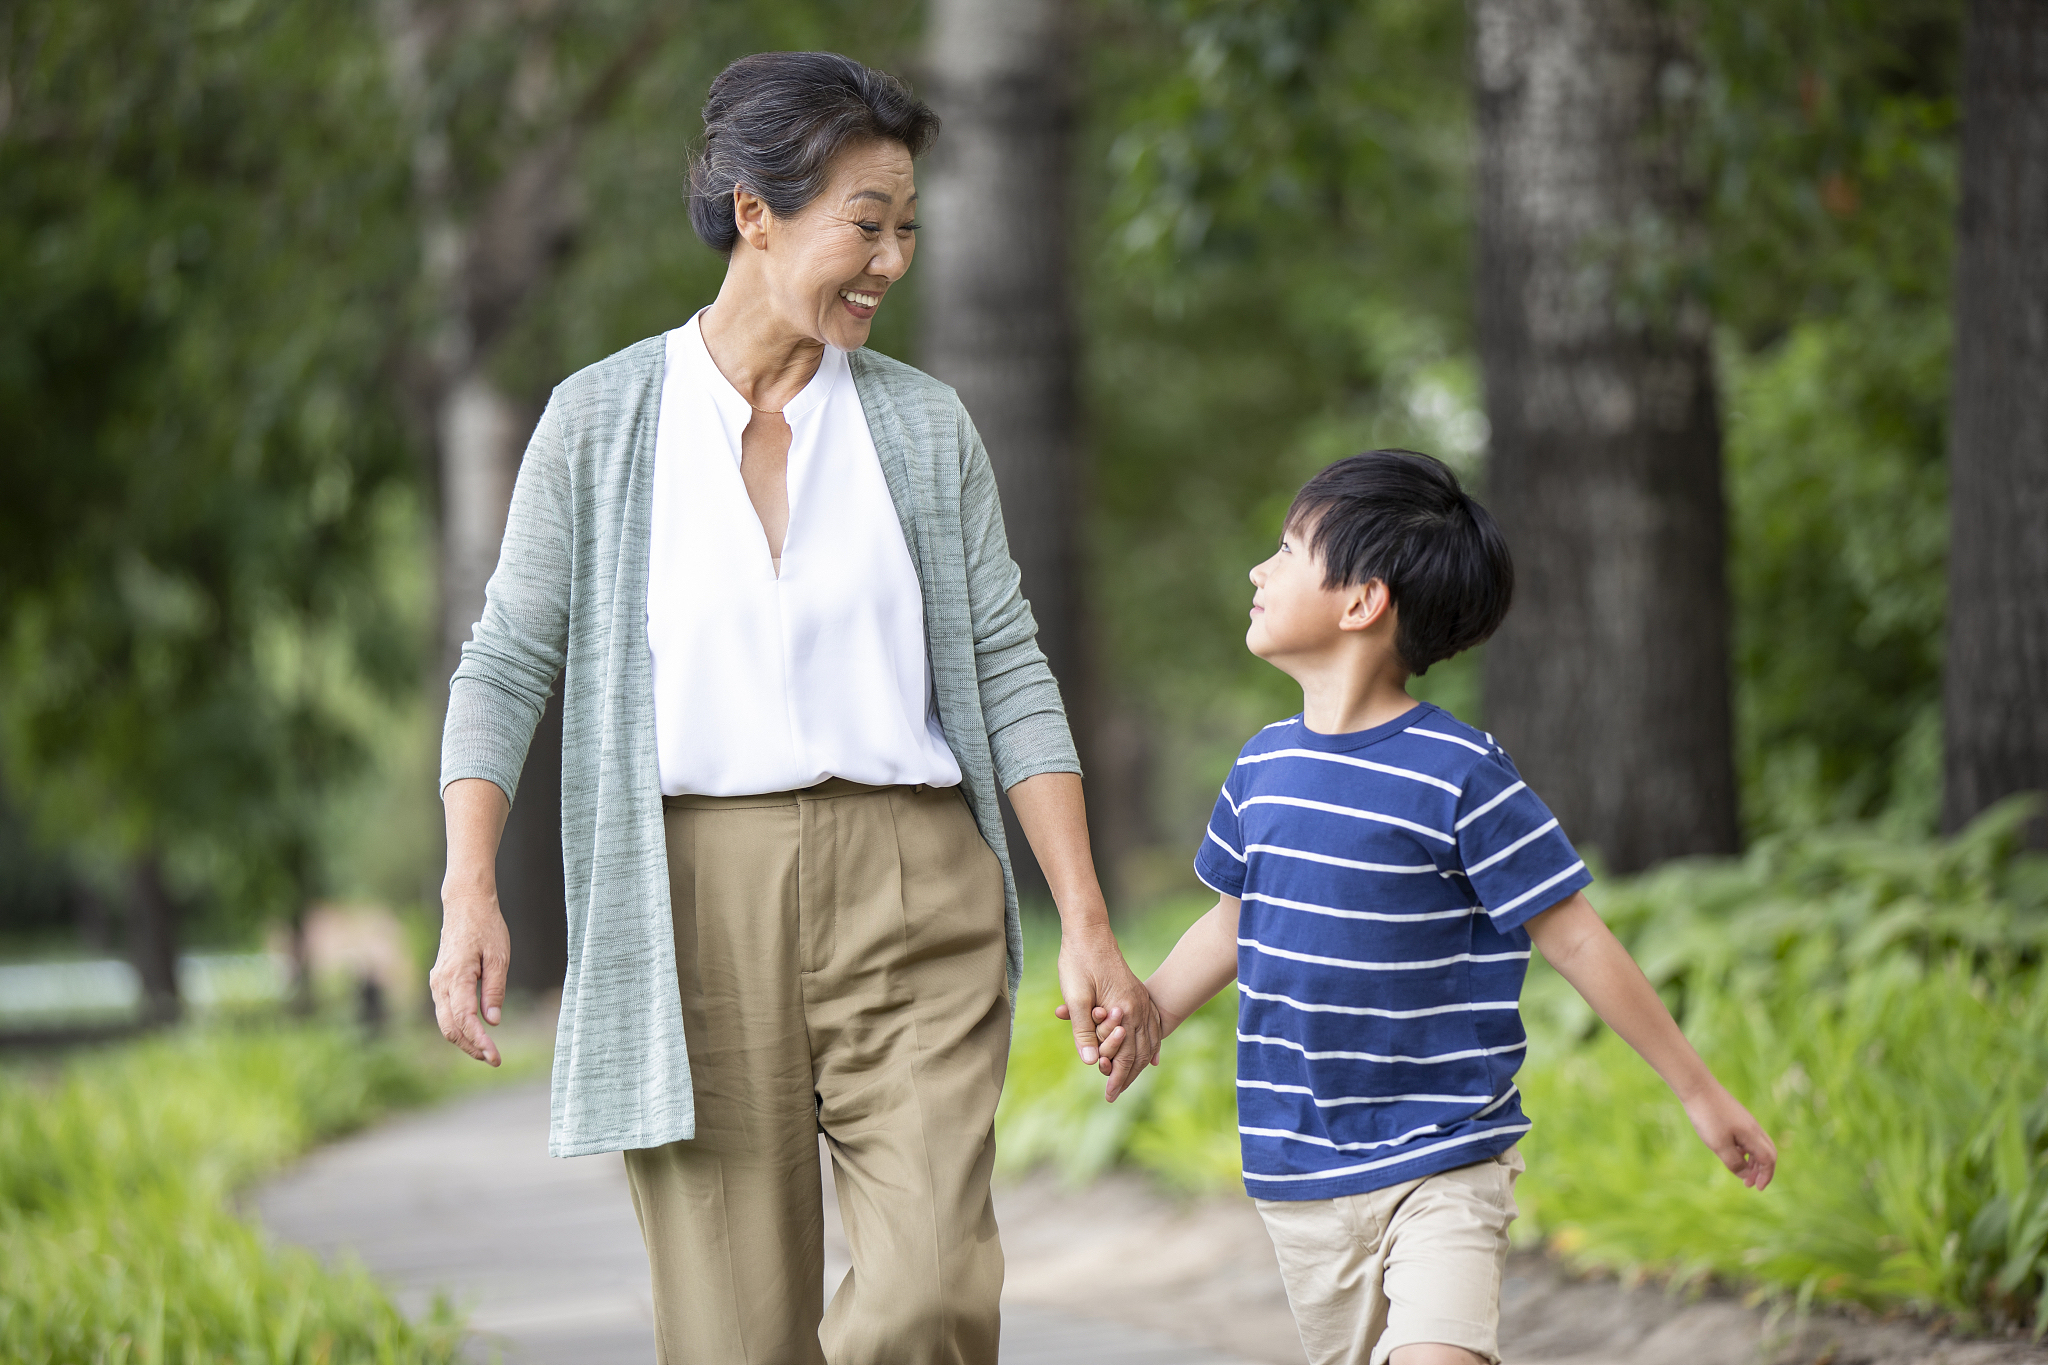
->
xmin=256 ymin=1080 xmax=1261 ymax=1364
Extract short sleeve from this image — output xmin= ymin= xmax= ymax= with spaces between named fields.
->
xmin=1193 ymin=775 xmax=1247 ymax=899
xmin=1452 ymin=747 xmax=1591 ymax=932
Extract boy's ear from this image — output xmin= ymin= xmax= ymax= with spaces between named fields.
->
xmin=1337 ymin=579 xmax=1394 ymax=634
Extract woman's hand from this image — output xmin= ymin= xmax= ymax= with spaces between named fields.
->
xmin=430 ymin=892 xmax=510 ymax=1066
xmin=433 ymin=776 xmax=514 ymax=1066
xmin=1054 ymin=922 xmax=1162 ymax=1102
xmin=1006 ymin=771 xmax=1163 ymax=1101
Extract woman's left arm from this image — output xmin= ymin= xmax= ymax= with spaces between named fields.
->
xmin=1008 ymin=772 xmax=1162 ymax=1102
xmin=954 ymin=411 xmax=1161 ymax=1101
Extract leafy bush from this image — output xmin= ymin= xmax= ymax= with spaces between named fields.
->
xmin=997 ymin=799 xmax=2048 ymax=1331
xmin=0 ymin=1024 xmax=486 ymax=1362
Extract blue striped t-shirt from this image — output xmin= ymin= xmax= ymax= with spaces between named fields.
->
xmin=1193 ymin=702 xmax=1592 ymax=1201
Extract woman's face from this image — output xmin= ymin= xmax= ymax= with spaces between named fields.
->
xmin=741 ymin=138 xmax=919 ymax=352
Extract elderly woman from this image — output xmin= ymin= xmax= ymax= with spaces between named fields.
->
xmin=430 ymin=50 xmax=1159 ymax=1365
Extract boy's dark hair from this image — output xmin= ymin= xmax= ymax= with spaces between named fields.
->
xmin=1285 ymin=450 xmax=1514 ymax=676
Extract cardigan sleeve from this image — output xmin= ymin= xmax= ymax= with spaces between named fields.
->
xmin=439 ymin=400 xmax=574 ymax=805
xmin=953 ymin=402 xmax=1083 ymax=789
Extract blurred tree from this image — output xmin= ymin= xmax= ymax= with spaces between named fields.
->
xmin=1078 ymin=0 xmax=1481 ymax=861
xmin=0 ymin=0 xmax=421 ymax=1012
xmin=920 ymin=0 xmax=1087 ymax=899
xmin=377 ymin=0 xmax=679 ymax=992
xmin=1690 ymin=0 xmax=1960 ymax=836
xmin=1470 ymin=0 xmax=1739 ymax=873
xmin=1941 ymin=0 xmax=2048 ymax=844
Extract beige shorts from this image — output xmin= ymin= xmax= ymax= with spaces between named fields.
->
xmin=1256 ymin=1146 xmax=1523 ymax=1365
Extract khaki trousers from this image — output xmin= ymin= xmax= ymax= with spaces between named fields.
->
xmin=624 ymin=780 xmax=1011 ymax=1365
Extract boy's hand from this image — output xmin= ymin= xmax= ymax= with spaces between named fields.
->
xmin=1682 ymin=1083 xmax=1777 ymax=1189
xmin=1054 ymin=924 xmax=1162 ymax=1103
xmin=1054 ymin=1002 xmax=1158 ymax=1074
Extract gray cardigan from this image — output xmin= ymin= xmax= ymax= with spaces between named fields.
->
xmin=440 ymin=336 xmax=1079 ymax=1157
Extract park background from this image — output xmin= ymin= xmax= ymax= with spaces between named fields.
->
xmin=3 ymin=0 xmax=2046 ymax=1359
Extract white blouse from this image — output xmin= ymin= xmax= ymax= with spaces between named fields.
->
xmin=644 ymin=314 xmax=963 ymax=797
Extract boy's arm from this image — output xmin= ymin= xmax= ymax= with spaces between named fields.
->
xmin=1525 ymin=891 xmax=1777 ymax=1190
xmin=1057 ymin=896 xmax=1240 ymax=1095
xmin=1148 ymin=896 xmax=1242 ymax=1038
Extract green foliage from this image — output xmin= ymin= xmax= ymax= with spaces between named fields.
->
xmin=1724 ymin=317 xmax=1949 ymax=835
xmin=1691 ymin=0 xmax=1961 ymax=836
xmin=0 ymin=0 xmax=423 ymax=928
xmin=1516 ymin=799 xmax=2048 ymax=1332
xmin=0 ymin=1024 xmax=509 ymax=1362
xmin=1078 ymin=0 xmax=1965 ymax=843
xmin=999 ymin=899 xmax=1243 ymax=1191
xmin=1079 ymin=0 xmax=1488 ymax=835
xmin=998 ymin=805 xmax=2048 ymax=1330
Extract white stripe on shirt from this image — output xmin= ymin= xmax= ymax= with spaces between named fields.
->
xmin=1243 ymin=890 xmax=1479 ymax=923
xmin=1245 ymin=844 xmax=1437 ymax=875
xmin=1405 ymin=726 xmax=1491 ymax=756
xmin=1465 ymin=818 xmax=1560 ymax=874
xmin=1240 ymin=795 xmax=1454 ymax=844
xmin=1474 ymin=1085 xmax=1520 ymax=1118
xmin=1486 ymin=860 xmax=1587 ymax=919
xmin=1237 ymin=1031 xmax=1529 ymax=1065
xmin=1236 ymin=1080 xmax=1499 ymax=1105
xmin=1237 ymin=748 xmax=1462 ymax=796
xmin=1207 ymin=827 xmax=1247 ymax=863
xmin=1453 ymin=780 xmax=1527 ymax=831
xmin=1238 ymin=985 xmax=1519 ymax=1019
xmin=1241 ymin=1121 xmax=1447 ymax=1153
xmin=1239 ymin=938 xmax=1531 ymax=973
xmin=1236 ymin=1078 xmax=1497 ymax=1106
xmin=1242 ymin=1123 xmax=1531 ymax=1183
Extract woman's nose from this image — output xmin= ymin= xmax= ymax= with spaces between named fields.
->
xmin=873 ymin=238 xmax=910 ymax=280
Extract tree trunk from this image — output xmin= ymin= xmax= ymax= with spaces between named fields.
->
xmin=1470 ymin=0 xmax=1739 ymax=873
xmin=920 ymin=0 xmax=1095 ymax=901
xmin=127 ymin=851 xmax=179 ymax=1026
xmin=382 ymin=3 xmax=662 ymax=989
xmin=435 ymin=374 xmax=528 ymax=694
xmin=1942 ymin=0 xmax=2048 ymax=845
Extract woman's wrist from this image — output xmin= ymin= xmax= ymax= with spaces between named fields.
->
xmin=441 ymin=872 xmax=500 ymax=910
xmin=1052 ymin=891 xmax=1114 ymax=937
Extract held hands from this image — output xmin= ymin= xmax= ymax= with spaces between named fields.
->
xmin=429 ymin=888 xmax=511 ymax=1067
xmin=1053 ymin=923 xmax=1163 ymax=1103
xmin=1682 ymin=1081 xmax=1778 ymax=1190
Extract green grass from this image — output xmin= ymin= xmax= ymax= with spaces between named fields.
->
xmin=0 ymin=1019 xmax=532 ymax=1363
xmin=996 ymin=798 xmax=2048 ymax=1333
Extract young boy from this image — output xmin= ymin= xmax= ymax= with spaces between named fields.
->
xmin=1141 ymin=450 xmax=1775 ymax=1365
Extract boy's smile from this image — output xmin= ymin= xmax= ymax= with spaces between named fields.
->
xmin=1247 ymin=523 xmax=1363 ymax=663
xmin=1246 ymin=517 xmax=1413 ymax=736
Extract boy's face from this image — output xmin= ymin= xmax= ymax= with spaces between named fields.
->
xmin=1247 ymin=519 xmax=1377 ymax=665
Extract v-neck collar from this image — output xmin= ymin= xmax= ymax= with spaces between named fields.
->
xmin=680 ymin=311 xmax=840 ymax=434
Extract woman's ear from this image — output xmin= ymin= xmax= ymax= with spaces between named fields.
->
xmin=733 ymin=186 xmax=772 ymax=251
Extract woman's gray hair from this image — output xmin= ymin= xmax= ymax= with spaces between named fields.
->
xmin=688 ymin=52 xmax=939 ymax=256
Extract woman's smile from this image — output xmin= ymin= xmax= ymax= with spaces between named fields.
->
xmin=839 ymin=286 xmax=883 ymax=317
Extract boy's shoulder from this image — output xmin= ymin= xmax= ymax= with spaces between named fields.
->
xmin=1233 ymin=704 xmax=1505 ymax=770
xmin=1225 ymin=706 xmax=1528 ymax=818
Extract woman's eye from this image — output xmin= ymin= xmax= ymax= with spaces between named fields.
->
xmin=900 ymin=221 xmax=920 ymax=233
